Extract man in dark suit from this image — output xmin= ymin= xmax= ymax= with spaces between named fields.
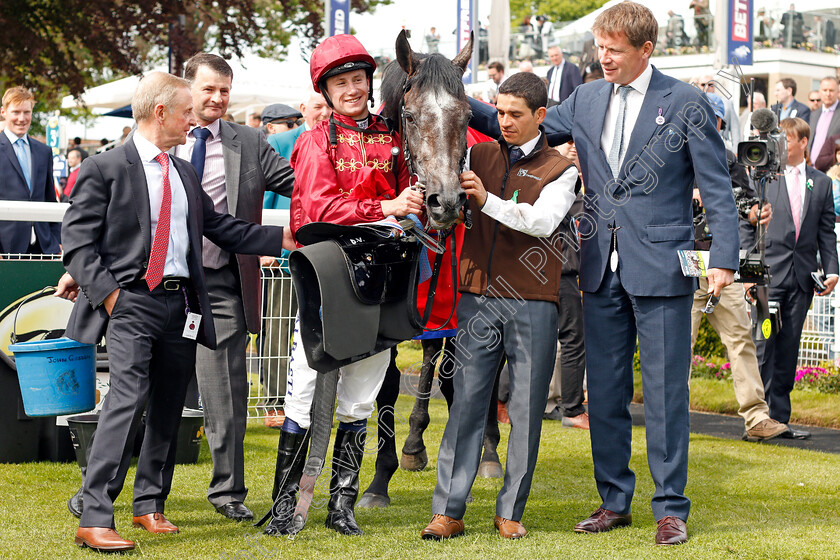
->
xmin=59 ymin=71 xmax=290 ymax=553
xmin=808 ymin=76 xmax=840 ymax=173
xmin=0 ymin=86 xmax=61 ymax=255
xmin=743 ymin=117 xmax=839 ymax=439
xmin=771 ymin=78 xmax=810 ymax=125
xmin=175 ymin=53 xmax=295 ymax=522
xmin=467 ymin=2 xmax=739 ymax=545
xmin=545 ymin=46 xmax=582 ymax=107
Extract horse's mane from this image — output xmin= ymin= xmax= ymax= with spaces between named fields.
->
xmin=380 ymin=53 xmax=466 ymax=122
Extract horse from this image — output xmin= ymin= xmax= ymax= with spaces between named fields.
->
xmin=356 ymin=31 xmax=505 ymax=509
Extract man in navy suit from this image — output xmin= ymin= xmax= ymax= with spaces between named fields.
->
xmin=467 ymin=2 xmax=739 ymax=545
xmin=0 ymin=86 xmax=61 ymax=255
xmin=743 ymin=117 xmax=838 ymax=439
xmin=771 ymin=78 xmax=810 ymax=125
xmin=545 ymin=45 xmax=582 ymax=107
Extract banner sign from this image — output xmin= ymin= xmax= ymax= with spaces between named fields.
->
xmin=456 ymin=0 xmax=476 ymax=84
xmin=328 ymin=0 xmax=350 ymax=36
xmin=728 ymin=0 xmax=753 ymax=65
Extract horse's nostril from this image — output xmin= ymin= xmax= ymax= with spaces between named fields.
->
xmin=456 ymin=191 xmax=467 ymax=207
xmin=426 ymin=193 xmax=442 ymax=209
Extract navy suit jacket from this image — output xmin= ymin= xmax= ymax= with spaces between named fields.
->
xmin=742 ymin=167 xmax=838 ymax=293
xmin=61 ymin=139 xmax=286 ymax=349
xmin=770 ymin=99 xmax=811 ymax=125
xmin=0 ymin=132 xmax=61 ymax=253
xmin=546 ymin=60 xmax=582 ymax=104
xmin=469 ymin=66 xmax=740 ymax=297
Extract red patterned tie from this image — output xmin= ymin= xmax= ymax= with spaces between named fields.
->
xmin=145 ymin=153 xmax=172 ymax=290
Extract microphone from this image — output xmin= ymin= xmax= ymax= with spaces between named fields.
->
xmin=750 ymin=108 xmax=778 ymax=134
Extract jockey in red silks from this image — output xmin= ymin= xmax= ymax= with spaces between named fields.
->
xmin=265 ymin=34 xmax=423 ymax=538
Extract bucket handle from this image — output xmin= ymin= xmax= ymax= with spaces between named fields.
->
xmin=10 ymin=286 xmax=57 ymax=346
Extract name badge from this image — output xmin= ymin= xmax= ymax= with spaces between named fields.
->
xmin=182 ymin=313 xmax=202 ymax=340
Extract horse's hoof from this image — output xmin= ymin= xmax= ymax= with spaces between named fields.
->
xmin=357 ymin=493 xmax=390 ymax=508
xmin=477 ymin=459 xmax=503 ymax=479
xmin=400 ymin=450 xmax=428 ymax=471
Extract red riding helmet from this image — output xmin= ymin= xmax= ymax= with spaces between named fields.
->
xmin=310 ymin=34 xmax=377 ymax=94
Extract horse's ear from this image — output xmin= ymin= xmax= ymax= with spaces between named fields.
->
xmin=396 ymin=29 xmax=420 ymax=75
xmin=452 ymin=31 xmax=473 ymax=73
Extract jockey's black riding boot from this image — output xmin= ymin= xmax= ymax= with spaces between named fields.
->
xmin=264 ymin=429 xmax=309 ymax=536
xmin=325 ymin=427 xmax=365 ymax=536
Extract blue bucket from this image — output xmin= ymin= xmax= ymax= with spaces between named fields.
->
xmin=8 ymin=337 xmax=96 ymax=417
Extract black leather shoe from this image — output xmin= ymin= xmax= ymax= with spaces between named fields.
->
xmin=68 ymin=486 xmax=83 ymax=518
xmin=216 ymin=501 xmax=254 ymax=521
xmin=778 ymin=426 xmax=811 ymax=440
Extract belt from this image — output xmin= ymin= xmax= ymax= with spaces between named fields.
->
xmin=160 ymin=277 xmax=190 ymax=291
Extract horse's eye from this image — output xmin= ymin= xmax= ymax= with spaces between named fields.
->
xmin=404 ymin=113 xmax=415 ymax=124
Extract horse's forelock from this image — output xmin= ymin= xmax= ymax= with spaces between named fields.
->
xmin=406 ymin=54 xmax=466 ymax=101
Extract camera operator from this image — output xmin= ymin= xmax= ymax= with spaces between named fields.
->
xmin=742 ymin=116 xmax=838 ymax=439
xmin=691 ymin=93 xmax=789 ymax=442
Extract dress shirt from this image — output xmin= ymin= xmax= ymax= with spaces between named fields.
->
xmin=176 ymin=119 xmax=229 ymax=269
xmin=780 ymin=101 xmax=794 ymax=120
xmin=548 ymin=60 xmax=566 ymax=102
xmin=600 ymin=63 xmax=653 ymax=172
xmin=133 ymin=131 xmax=190 ymax=278
xmin=811 ymin=100 xmax=839 ymax=161
xmin=464 ymin=132 xmax=578 ymax=237
xmin=4 ymin=127 xmax=32 ymax=186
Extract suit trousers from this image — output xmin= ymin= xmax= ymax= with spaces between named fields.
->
xmin=544 ymin=274 xmax=586 ymax=417
xmin=432 ymin=293 xmax=558 ymax=522
xmin=195 ymin=265 xmax=250 ymax=507
xmin=690 ymin=278 xmax=771 ymax=429
xmin=80 ymin=286 xmax=195 ymax=528
xmin=284 ymin=315 xmax=391 ymax=429
xmin=754 ymin=270 xmax=813 ymax=424
xmin=583 ymin=266 xmax=692 ymax=522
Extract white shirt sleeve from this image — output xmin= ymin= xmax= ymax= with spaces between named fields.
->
xmin=479 ymin=165 xmax=578 ymax=237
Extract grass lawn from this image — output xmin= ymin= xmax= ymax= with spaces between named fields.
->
xmin=2 ymin=394 xmax=840 ymax=560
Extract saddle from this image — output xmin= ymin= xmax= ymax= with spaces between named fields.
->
xmin=289 ymin=222 xmax=423 ymax=373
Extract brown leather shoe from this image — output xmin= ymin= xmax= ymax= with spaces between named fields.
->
xmin=132 ymin=512 xmax=180 ymax=534
xmin=655 ymin=516 xmax=687 ymax=545
xmin=494 ymin=516 xmax=527 ymax=539
xmin=574 ymin=507 xmax=632 ymax=533
xmin=421 ymin=514 xmax=464 ymax=540
xmin=74 ymin=527 xmax=135 ymax=552
xmin=743 ymin=418 xmax=789 ymax=442
xmin=561 ymin=412 xmax=590 ymax=430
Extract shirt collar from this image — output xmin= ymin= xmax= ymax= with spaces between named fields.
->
xmin=516 ymin=131 xmax=542 ymax=156
xmin=824 ymin=100 xmax=839 ymax=114
xmin=785 ymin=160 xmax=807 ymax=176
xmin=3 ymin=127 xmax=27 ymax=145
xmin=133 ymin=130 xmax=166 ymax=163
xmin=613 ymin=63 xmax=653 ymax=96
xmin=191 ymin=118 xmax=221 ymax=139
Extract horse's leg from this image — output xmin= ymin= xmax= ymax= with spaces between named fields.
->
xmin=400 ymin=338 xmax=443 ymax=471
xmin=357 ymin=347 xmax=401 ymax=508
xmin=477 ymin=358 xmax=504 ymax=478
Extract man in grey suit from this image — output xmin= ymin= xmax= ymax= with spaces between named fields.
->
xmin=743 ymin=117 xmax=838 ymax=439
xmin=175 ymin=53 xmax=295 ymax=521
xmin=60 ymin=71 xmax=289 ymax=552
xmin=467 ymin=2 xmax=739 ymax=545
xmin=808 ymin=76 xmax=840 ymax=173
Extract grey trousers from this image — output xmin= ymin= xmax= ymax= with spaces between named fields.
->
xmin=195 ymin=265 xmax=250 ymax=507
xmin=432 ymin=293 xmax=558 ymax=521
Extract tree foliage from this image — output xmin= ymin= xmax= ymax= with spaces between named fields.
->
xmin=0 ymin=0 xmax=390 ymax=111
xmin=510 ymin=0 xmax=609 ymax=26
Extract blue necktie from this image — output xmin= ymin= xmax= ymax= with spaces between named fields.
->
xmin=509 ymin=146 xmax=524 ymax=166
xmin=190 ymin=127 xmax=211 ymax=182
xmin=14 ymin=138 xmax=32 ymax=191
xmin=608 ymin=85 xmax=632 ymax=178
